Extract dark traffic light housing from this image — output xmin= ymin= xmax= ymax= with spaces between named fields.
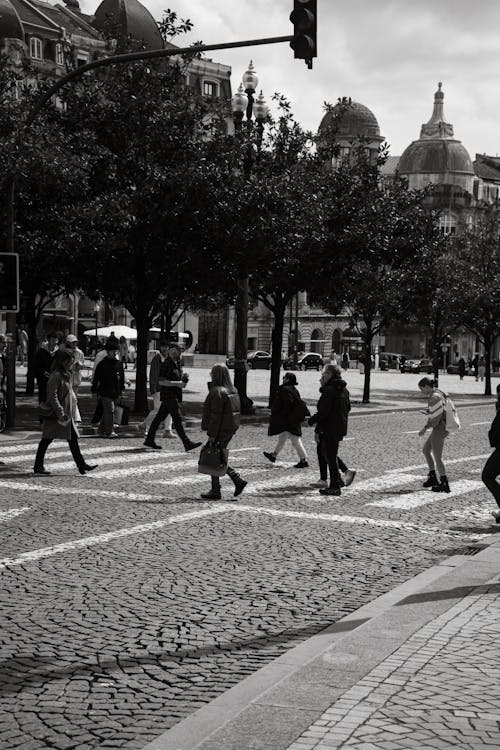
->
xmin=290 ymin=0 xmax=317 ymax=69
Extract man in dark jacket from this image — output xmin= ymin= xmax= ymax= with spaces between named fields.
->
xmin=482 ymin=383 xmax=500 ymax=522
xmin=143 ymin=342 xmax=201 ymax=452
xmin=33 ymin=332 xmax=58 ymax=403
xmin=91 ymin=340 xmax=125 ymax=437
xmin=309 ymin=364 xmax=351 ymax=496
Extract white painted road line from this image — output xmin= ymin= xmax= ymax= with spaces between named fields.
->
xmin=94 ymin=454 xmax=257 ymax=479
xmin=348 ymin=474 xmax=423 ymax=494
xmin=470 ymin=422 xmax=490 ymax=426
xmin=368 ymin=479 xmax=483 ymax=509
xmin=0 ymin=506 xmax=230 ymax=570
xmin=0 ymin=480 xmax=165 ymax=502
xmin=388 ymin=454 xmax=490 ymax=473
xmin=151 ymin=467 xmax=265 ymax=487
xmin=402 ymin=430 xmax=420 ymax=434
xmin=0 ymin=507 xmax=30 ymax=523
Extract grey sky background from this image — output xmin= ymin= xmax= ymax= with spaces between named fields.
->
xmin=81 ymin=0 xmax=500 ymax=159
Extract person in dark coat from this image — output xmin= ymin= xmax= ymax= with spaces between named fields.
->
xmin=458 ymin=357 xmax=466 ymax=380
xmin=482 ymin=383 xmax=500 ymax=523
xmin=308 ymin=364 xmax=351 ymax=496
xmin=33 ymin=332 xmax=58 ymax=403
xmin=200 ymin=364 xmax=246 ymax=500
xmin=91 ymin=340 xmax=125 ymax=438
xmin=34 ymin=350 xmax=97 ymax=475
xmin=263 ymin=372 xmax=309 ymax=468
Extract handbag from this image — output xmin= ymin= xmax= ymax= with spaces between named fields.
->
xmin=38 ymin=401 xmax=56 ymax=420
xmin=198 ymin=395 xmax=228 ymax=476
xmin=114 ymin=401 xmax=129 ymax=426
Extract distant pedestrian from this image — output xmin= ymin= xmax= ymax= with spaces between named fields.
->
xmin=33 ymin=332 xmax=58 ymax=403
xmin=263 ymin=372 xmax=309 ymax=468
xmin=34 ymin=350 xmax=97 ymax=475
xmin=308 ymin=364 xmax=352 ymax=496
xmin=458 ymin=356 xmax=466 ymax=380
xmin=200 ymin=364 xmax=246 ymax=500
xmin=90 ymin=340 xmax=115 ymax=426
xmin=118 ymin=336 xmax=129 ymax=370
xmin=0 ymin=334 xmax=6 ymax=392
xmin=478 ymin=356 xmax=486 ymax=382
xmin=418 ymin=376 xmax=450 ymax=493
xmin=64 ymin=334 xmax=85 ymax=396
xmin=91 ymin=340 xmax=125 ymax=438
xmin=141 ymin=342 xmax=174 ymax=438
xmin=472 ymin=353 xmax=479 ymax=379
xmin=143 ymin=342 xmax=200 ymax=452
xmin=482 ymin=384 xmax=500 ymax=523
xmin=107 ymin=331 xmax=119 ymax=350
xmin=341 ymin=351 xmax=350 ymax=371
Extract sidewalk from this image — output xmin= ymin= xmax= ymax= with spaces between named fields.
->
xmin=142 ymin=537 xmax=500 ymax=750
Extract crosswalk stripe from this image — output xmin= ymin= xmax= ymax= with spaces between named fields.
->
xmin=368 ymin=480 xmax=483 ymax=509
xmin=0 ymin=507 xmax=30 ymax=523
xmin=0 ymin=506 xmax=230 ymax=570
xmin=0 ymin=480 xmax=164 ymax=501
xmin=388 ymin=454 xmax=490 ymax=473
xmin=151 ymin=467 xmax=264 ymax=487
xmin=94 ymin=454 xmax=257 ymax=479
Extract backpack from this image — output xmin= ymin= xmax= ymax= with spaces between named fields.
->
xmin=444 ymin=395 xmax=461 ymax=432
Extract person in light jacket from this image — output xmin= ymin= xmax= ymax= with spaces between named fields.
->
xmin=34 ymin=350 xmax=97 ymax=475
xmin=263 ymin=372 xmax=309 ymax=468
xmin=200 ymin=364 xmax=247 ymax=501
xmin=418 ymin=376 xmax=450 ymax=493
xmin=482 ymin=383 xmax=500 ymax=523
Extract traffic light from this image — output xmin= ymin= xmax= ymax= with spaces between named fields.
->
xmin=290 ymin=0 xmax=317 ymax=69
xmin=0 ymin=253 xmax=19 ymax=312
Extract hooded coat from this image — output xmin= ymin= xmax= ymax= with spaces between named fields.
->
xmin=309 ymin=378 xmax=351 ymax=440
xmin=268 ymin=383 xmax=305 ymax=437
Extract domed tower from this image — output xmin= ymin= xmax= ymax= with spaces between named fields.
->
xmin=92 ymin=0 xmax=164 ymax=50
xmin=317 ymin=100 xmax=384 ymax=165
xmin=0 ymin=0 xmax=25 ymax=63
xmin=398 ymin=83 xmax=474 ymax=196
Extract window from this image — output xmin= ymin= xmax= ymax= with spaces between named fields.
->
xmin=438 ymin=213 xmax=457 ymax=235
xmin=29 ymin=37 xmax=43 ymax=60
xmin=203 ymin=80 xmax=217 ymax=97
xmin=55 ymin=43 xmax=64 ymax=66
xmin=76 ymin=51 xmax=89 ymax=67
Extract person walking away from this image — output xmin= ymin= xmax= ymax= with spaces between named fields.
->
xmin=91 ymin=341 xmax=113 ymax=427
xmin=200 ymin=364 xmax=246 ymax=500
xmin=64 ymin=334 xmax=85 ymax=396
xmin=418 ymin=376 xmax=450 ymax=493
xmin=478 ymin=355 xmax=486 ymax=382
xmin=118 ymin=336 xmax=129 ymax=370
xmin=263 ymin=372 xmax=309 ymax=468
xmin=472 ymin=353 xmax=479 ymax=380
xmin=482 ymin=384 xmax=500 ymax=523
xmin=458 ymin=356 xmax=466 ymax=380
xmin=308 ymin=364 xmax=351 ymax=496
xmin=341 ymin=351 xmax=349 ymax=371
xmin=33 ymin=332 xmax=58 ymax=404
xmin=142 ymin=342 xmax=174 ymax=438
xmin=143 ymin=342 xmax=200 ymax=452
xmin=91 ymin=340 xmax=125 ymax=438
xmin=34 ymin=350 xmax=97 ymax=475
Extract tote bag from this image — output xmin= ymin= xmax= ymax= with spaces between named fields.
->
xmin=198 ymin=441 xmax=229 ymax=477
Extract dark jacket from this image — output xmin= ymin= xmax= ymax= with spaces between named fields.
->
xmin=202 ymin=386 xmax=241 ymax=442
xmin=488 ymin=407 xmax=500 ymax=448
xmin=158 ymin=355 xmax=183 ymax=402
xmin=268 ymin=383 xmax=304 ymax=437
xmin=42 ymin=371 xmax=74 ymax=440
xmin=309 ymin=378 xmax=351 ymax=440
xmin=92 ymin=357 xmax=125 ymax=400
xmin=33 ymin=348 xmax=54 ymax=382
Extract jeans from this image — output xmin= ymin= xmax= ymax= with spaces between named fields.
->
xmin=146 ymin=397 xmax=188 ymax=445
xmin=320 ymin=434 xmax=341 ymax=489
xmin=422 ymin=422 xmax=447 ymax=477
xmin=317 ymin=438 xmax=347 ymax=481
xmin=482 ymin=449 xmax=500 ymax=508
xmin=99 ymin=396 xmax=116 ymax=436
xmin=274 ymin=431 xmax=307 ymax=460
xmin=35 ymin=422 xmax=85 ymax=470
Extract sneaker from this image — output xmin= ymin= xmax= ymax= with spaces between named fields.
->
xmin=343 ymin=469 xmax=357 ymax=487
xmin=319 ymin=487 xmax=341 ymax=496
xmin=294 ymin=459 xmax=309 ymax=469
xmin=310 ymin=480 xmax=328 ymax=489
xmin=185 ymin=441 xmax=202 ymax=452
xmin=144 ymin=441 xmax=162 ymax=451
xmin=163 ymin=430 xmax=175 ymax=439
xmin=105 ymin=432 xmax=118 ymax=438
xmin=263 ymin=451 xmax=276 ymax=463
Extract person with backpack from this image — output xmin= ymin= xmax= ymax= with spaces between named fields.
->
xmin=200 ymin=364 xmax=246 ymax=500
xmin=263 ymin=372 xmax=309 ymax=468
xmin=418 ymin=376 xmax=451 ymax=493
xmin=482 ymin=383 xmax=500 ymax=523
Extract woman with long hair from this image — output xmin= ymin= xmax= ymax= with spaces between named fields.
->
xmin=200 ymin=364 xmax=246 ymax=500
xmin=482 ymin=383 xmax=500 ymax=523
xmin=34 ymin=350 xmax=97 ymax=475
xmin=418 ymin=376 xmax=450 ymax=493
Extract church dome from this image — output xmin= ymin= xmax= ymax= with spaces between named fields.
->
xmin=92 ymin=0 xmax=164 ymax=50
xmin=318 ymin=101 xmax=382 ymax=141
xmin=0 ymin=0 xmax=24 ymax=40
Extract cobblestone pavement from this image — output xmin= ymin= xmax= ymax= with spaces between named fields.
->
xmin=286 ymin=574 xmax=500 ymax=750
xmin=0 ymin=399 xmax=498 ymax=749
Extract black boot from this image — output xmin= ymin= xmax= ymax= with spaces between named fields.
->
xmin=432 ymin=475 xmax=450 ymax=493
xmin=423 ymin=470 xmax=438 ymax=488
xmin=227 ymin=468 xmax=247 ymax=499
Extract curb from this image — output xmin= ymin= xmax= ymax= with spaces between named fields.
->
xmin=140 ymin=536 xmax=500 ymax=750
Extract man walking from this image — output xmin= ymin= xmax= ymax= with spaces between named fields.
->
xmin=91 ymin=340 xmax=125 ymax=438
xmin=33 ymin=332 xmax=58 ymax=403
xmin=143 ymin=341 xmax=200 ymax=452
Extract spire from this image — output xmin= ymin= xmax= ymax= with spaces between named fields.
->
xmin=420 ymin=82 xmax=454 ymax=139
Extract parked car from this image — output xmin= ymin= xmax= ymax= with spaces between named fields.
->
xmin=226 ymin=350 xmax=272 ymax=370
xmin=283 ymin=352 xmax=324 ymax=371
xmin=400 ymin=358 xmax=434 ymax=374
xmin=379 ymin=353 xmax=403 ymax=371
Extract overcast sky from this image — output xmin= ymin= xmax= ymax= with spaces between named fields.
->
xmin=81 ymin=0 xmax=500 ymax=159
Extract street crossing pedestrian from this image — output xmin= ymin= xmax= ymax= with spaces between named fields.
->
xmin=34 ymin=350 xmax=97 ymax=476
xmin=91 ymin=340 xmax=125 ymax=438
xmin=482 ymin=383 xmax=500 ymax=523
xmin=418 ymin=377 xmax=450 ymax=493
xmin=200 ymin=364 xmax=246 ymax=500
xmin=140 ymin=342 xmax=174 ymax=438
xmin=263 ymin=372 xmax=309 ymax=468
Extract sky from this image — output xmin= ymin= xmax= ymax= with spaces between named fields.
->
xmin=80 ymin=0 xmax=500 ymax=159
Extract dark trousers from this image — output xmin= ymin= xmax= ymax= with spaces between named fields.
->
xmin=146 ymin=397 xmax=188 ymax=445
xmin=317 ymin=440 xmax=347 ymax=481
xmin=34 ymin=423 xmax=85 ymax=470
xmin=209 ymin=436 xmax=240 ymax=491
xmin=37 ymin=378 xmax=48 ymax=404
xmin=320 ymin=434 xmax=341 ymax=489
xmin=92 ymin=398 xmax=103 ymax=425
xmin=482 ymin=449 xmax=500 ymax=508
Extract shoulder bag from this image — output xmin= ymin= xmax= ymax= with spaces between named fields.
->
xmin=198 ymin=394 xmax=229 ymax=477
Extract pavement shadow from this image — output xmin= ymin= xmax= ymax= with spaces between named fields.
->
xmin=396 ymin=581 xmax=500 ymax=607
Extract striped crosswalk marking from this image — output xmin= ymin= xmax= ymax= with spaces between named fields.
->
xmin=0 ymin=507 xmax=30 ymax=523
xmin=368 ymin=479 xmax=483 ymax=509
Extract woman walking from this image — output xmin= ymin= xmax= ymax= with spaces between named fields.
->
xmin=263 ymin=372 xmax=309 ymax=468
xmin=34 ymin=350 xmax=97 ymax=475
xmin=482 ymin=384 xmax=500 ymax=523
xmin=200 ymin=364 xmax=246 ymax=500
xmin=418 ymin=376 xmax=450 ymax=493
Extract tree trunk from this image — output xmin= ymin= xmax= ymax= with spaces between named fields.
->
xmin=134 ymin=311 xmax=151 ymax=414
xmin=362 ymin=334 xmax=373 ymax=403
xmin=484 ymin=334 xmax=492 ymax=397
xmin=269 ymin=302 xmax=286 ymax=407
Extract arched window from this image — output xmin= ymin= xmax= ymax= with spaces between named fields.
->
xmin=29 ymin=37 xmax=43 ymax=60
xmin=438 ymin=213 xmax=457 ymax=235
xmin=310 ymin=328 xmax=324 ymax=354
xmin=332 ymin=329 xmax=342 ymax=356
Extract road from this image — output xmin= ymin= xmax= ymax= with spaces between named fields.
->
xmin=0 ymin=393 xmax=498 ymax=750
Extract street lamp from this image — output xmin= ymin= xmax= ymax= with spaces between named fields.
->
xmin=231 ymin=61 xmax=269 ymax=414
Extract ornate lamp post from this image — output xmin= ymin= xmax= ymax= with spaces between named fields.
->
xmin=231 ymin=61 xmax=268 ymax=414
